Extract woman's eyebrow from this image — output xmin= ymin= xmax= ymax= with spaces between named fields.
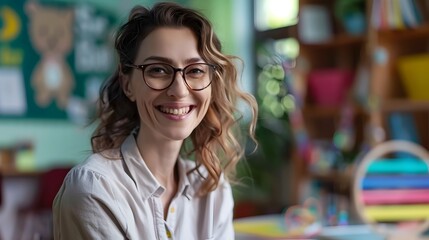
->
xmin=142 ymin=56 xmax=173 ymax=64
xmin=184 ymin=57 xmax=204 ymax=64
xmin=143 ymin=56 xmax=203 ymax=65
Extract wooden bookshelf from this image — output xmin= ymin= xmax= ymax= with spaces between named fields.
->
xmin=255 ymin=0 xmax=429 ymax=205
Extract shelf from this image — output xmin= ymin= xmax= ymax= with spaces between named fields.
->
xmin=265 ymin=0 xmax=429 ymax=204
xmin=255 ymin=25 xmax=297 ymax=40
xmin=300 ymin=34 xmax=365 ymax=49
xmin=254 ymin=27 xmax=365 ymax=48
xmin=381 ymin=99 xmax=429 ymax=112
xmin=302 ymin=100 xmax=429 ymax=116
xmin=1 ymin=168 xmax=41 ymax=178
xmin=302 ymin=105 xmax=366 ymax=118
xmin=377 ymin=24 xmax=429 ymax=42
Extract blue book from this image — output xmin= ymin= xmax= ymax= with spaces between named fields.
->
xmin=362 ymin=175 xmax=429 ymax=190
xmin=388 ymin=112 xmax=420 ymax=158
xmin=368 ymin=158 xmax=429 ymax=174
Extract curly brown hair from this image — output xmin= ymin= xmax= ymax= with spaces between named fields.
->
xmin=91 ymin=2 xmax=258 ymax=195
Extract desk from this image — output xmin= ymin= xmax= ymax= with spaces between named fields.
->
xmin=234 ymin=214 xmax=429 ymax=240
xmin=234 ymin=214 xmax=319 ymax=239
xmin=234 ymin=214 xmax=385 ymax=240
xmin=319 ymin=225 xmax=384 ymax=240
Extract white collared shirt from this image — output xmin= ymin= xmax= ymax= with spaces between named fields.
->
xmin=53 ymin=135 xmax=234 ymax=240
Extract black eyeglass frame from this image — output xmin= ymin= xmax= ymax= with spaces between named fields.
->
xmin=124 ymin=62 xmax=217 ymax=91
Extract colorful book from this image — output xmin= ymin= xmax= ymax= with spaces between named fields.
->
xmin=362 ymin=175 xmax=429 ymax=189
xmin=364 ymin=204 xmax=429 ymax=221
xmin=367 ymin=158 xmax=428 ymax=174
xmin=362 ymin=189 xmax=429 ymax=204
xmin=371 ymin=0 xmax=381 ymax=29
xmin=392 ymin=0 xmax=405 ymax=28
xmin=388 ymin=112 xmax=420 ymax=158
xmin=379 ymin=0 xmax=389 ymax=29
xmin=399 ymin=0 xmax=421 ymax=27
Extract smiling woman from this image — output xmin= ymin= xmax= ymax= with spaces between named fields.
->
xmin=52 ymin=2 xmax=258 ymax=240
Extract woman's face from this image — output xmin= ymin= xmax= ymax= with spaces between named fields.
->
xmin=123 ymin=27 xmax=212 ymax=142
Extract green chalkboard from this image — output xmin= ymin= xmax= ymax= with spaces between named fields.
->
xmin=0 ymin=0 xmax=116 ymax=120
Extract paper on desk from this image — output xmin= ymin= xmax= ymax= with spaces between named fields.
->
xmin=234 ymin=214 xmax=320 ymax=239
xmin=0 ymin=68 xmax=27 ymax=115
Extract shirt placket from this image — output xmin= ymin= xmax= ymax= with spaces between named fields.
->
xmin=151 ymin=196 xmax=168 ymax=240
xmin=165 ymin=199 xmax=177 ymax=239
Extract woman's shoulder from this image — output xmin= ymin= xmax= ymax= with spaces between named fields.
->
xmin=76 ymin=149 xmax=122 ymax=174
xmin=63 ymin=149 xmax=123 ymax=192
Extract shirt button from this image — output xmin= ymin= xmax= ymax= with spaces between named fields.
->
xmin=170 ymin=207 xmax=175 ymax=213
xmin=166 ymin=229 xmax=172 ymax=238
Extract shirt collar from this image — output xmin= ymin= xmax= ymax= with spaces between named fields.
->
xmin=120 ymin=134 xmax=195 ymax=200
xmin=176 ymin=156 xmax=195 ymax=200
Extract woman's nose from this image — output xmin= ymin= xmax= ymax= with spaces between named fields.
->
xmin=166 ymin=71 xmax=190 ymax=98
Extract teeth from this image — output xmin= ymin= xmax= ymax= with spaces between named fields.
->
xmin=159 ymin=106 xmax=190 ymax=116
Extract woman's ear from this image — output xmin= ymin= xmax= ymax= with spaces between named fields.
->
xmin=120 ymin=69 xmax=135 ymax=102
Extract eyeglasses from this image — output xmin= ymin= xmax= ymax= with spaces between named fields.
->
xmin=125 ymin=62 xmax=216 ymax=91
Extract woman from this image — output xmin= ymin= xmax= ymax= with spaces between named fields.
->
xmin=53 ymin=2 xmax=257 ymax=239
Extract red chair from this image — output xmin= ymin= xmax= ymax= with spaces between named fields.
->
xmin=15 ymin=167 xmax=71 ymax=240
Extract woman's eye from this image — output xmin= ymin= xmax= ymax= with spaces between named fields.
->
xmin=187 ymin=68 xmax=205 ymax=75
xmin=146 ymin=65 xmax=171 ymax=75
xmin=150 ymin=68 xmax=166 ymax=73
xmin=192 ymin=69 xmax=203 ymax=73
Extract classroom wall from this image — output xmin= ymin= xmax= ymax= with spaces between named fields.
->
xmin=0 ymin=0 xmax=126 ymax=170
xmin=0 ymin=120 xmax=94 ymax=170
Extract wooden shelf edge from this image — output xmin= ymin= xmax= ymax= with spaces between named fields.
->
xmin=378 ymin=24 xmax=429 ymax=42
xmin=300 ymin=34 xmax=365 ymax=49
xmin=381 ymin=99 xmax=429 ymax=112
xmin=0 ymin=168 xmax=41 ymax=177
xmin=302 ymin=105 xmax=367 ymax=118
xmin=255 ymin=25 xmax=297 ymax=40
xmin=301 ymin=99 xmax=429 ymax=115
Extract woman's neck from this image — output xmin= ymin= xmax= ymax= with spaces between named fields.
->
xmin=135 ymin=132 xmax=182 ymax=188
xmin=135 ymin=132 xmax=181 ymax=219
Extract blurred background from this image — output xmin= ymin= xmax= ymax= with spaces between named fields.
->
xmin=2 ymin=0 xmax=429 ymax=239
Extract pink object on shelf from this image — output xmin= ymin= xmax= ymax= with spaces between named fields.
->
xmin=307 ymin=69 xmax=354 ymax=106
xmin=362 ymin=189 xmax=429 ymax=205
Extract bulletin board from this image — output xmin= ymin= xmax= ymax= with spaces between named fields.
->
xmin=0 ymin=0 xmax=116 ymax=120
